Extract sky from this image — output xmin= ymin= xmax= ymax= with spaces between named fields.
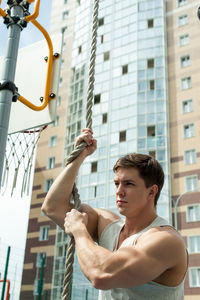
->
xmin=0 ymin=0 xmax=52 ymax=298
xmin=0 ymin=0 xmax=52 ymax=56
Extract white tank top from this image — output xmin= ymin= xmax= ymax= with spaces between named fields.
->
xmin=98 ymin=216 xmax=185 ymax=300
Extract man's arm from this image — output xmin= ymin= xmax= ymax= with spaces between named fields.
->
xmin=42 ymin=128 xmax=120 ymax=240
xmin=41 ymin=129 xmax=99 ymax=236
xmin=64 ymin=209 xmax=186 ymax=290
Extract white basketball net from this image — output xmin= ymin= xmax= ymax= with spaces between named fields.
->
xmin=1 ymin=126 xmax=46 ymax=197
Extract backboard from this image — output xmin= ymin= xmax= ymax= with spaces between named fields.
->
xmin=0 ymin=33 xmax=62 ymax=134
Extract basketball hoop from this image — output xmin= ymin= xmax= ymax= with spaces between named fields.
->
xmin=1 ymin=126 xmax=47 ymax=197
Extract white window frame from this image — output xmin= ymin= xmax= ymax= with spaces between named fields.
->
xmin=47 ymin=157 xmax=55 ymax=169
xmin=182 ymin=99 xmax=193 ymax=114
xmin=178 ymin=0 xmax=187 ymax=7
xmin=44 ymin=178 xmax=53 ymax=192
xmin=183 ymin=123 xmax=194 ymax=138
xmin=186 ymin=204 xmax=200 ymax=222
xmin=181 ymin=76 xmax=192 ymax=90
xmin=63 ymin=10 xmax=69 ymax=20
xmin=49 ymin=136 xmax=57 ymax=147
xmin=185 ymin=176 xmax=198 ymax=193
xmin=36 ymin=252 xmax=46 ymax=267
xmin=179 ymin=34 xmax=189 ymax=46
xmin=184 ymin=149 xmax=196 ymax=165
xmin=180 ymin=55 xmax=190 ymax=68
xmin=39 ymin=226 xmax=49 ymax=241
xmin=188 ymin=236 xmax=200 ymax=254
xmin=178 ymin=14 xmax=188 ymax=26
xmin=189 ymin=267 xmax=200 ymax=287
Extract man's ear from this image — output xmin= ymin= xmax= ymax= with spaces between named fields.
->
xmin=149 ymin=184 xmax=158 ymax=198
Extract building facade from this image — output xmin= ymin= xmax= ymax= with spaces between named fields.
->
xmin=167 ymin=0 xmax=200 ymax=299
xmin=21 ymin=0 xmax=200 ymax=299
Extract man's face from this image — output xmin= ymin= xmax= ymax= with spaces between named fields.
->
xmin=114 ymin=167 xmax=152 ymax=217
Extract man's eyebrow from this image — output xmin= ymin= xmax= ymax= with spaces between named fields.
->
xmin=114 ymin=179 xmax=136 ymax=183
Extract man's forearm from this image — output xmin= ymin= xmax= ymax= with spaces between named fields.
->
xmin=73 ymin=226 xmax=112 ymax=286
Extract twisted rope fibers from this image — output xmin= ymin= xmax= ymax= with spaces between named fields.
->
xmin=61 ymin=1 xmax=99 ymax=299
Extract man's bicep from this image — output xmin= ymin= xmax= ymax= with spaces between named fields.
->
xmin=102 ymin=233 xmax=181 ymax=288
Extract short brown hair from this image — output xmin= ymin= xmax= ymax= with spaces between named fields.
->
xmin=113 ymin=153 xmax=164 ymax=206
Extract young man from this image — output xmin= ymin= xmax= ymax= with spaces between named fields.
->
xmin=42 ymin=128 xmax=188 ymax=300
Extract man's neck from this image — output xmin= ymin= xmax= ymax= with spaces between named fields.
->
xmin=123 ymin=212 xmax=157 ymax=236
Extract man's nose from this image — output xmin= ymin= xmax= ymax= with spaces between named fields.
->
xmin=116 ymin=184 xmax=124 ymax=195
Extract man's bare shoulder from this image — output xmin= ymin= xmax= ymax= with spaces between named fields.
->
xmin=139 ymin=225 xmax=185 ymax=244
xmin=136 ymin=226 xmax=186 ymax=268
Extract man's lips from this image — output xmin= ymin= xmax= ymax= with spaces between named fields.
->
xmin=117 ymin=200 xmax=128 ymax=205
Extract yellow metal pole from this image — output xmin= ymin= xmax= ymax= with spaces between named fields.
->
xmin=25 ymin=0 xmax=40 ymax=22
xmin=0 ymin=0 xmax=7 ymax=18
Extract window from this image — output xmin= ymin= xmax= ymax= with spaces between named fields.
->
xmin=47 ymin=157 xmax=55 ymax=169
xmin=184 ymin=149 xmax=196 ymax=164
xmin=49 ymin=136 xmax=57 ymax=147
xmin=178 ymin=14 xmax=188 ymax=26
xmin=64 ymin=0 xmax=68 ymax=3
xmin=181 ymin=76 xmax=191 ymax=90
xmin=189 ymin=268 xmax=200 ymax=287
xmin=122 ymin=65 xmax=128 ymax=75
xmin=36 ymin=252 xmax=46 ymax=267
xmin=59 ymin=77 xmax=63 ymax=86
xmin=188 ymin=236 xmax=200 ymax=253
xmin=179 ymin=34 xmax=189 ymax=46
xmin=94 ymin=186 xmax=97 ymax=197
xmin=187 ymin=205 xmax=200 ymax=221
xmin=100 ymin=35 xmax=104 ymax=43
xmin=147 ymin=126 xmax=155 ymax=137
xmin=98 ymin=17 xmax=104 ymax=26
xmin=147 ymin=58 xmax=154 ymax=69
xmin=78 ymin=45 xmax=82 ymax=54
xmin=91 ymin=161 xmax=97 ymax=173
xmin=45 ymin=179 xmax=53 ymax=192
xmin=63 ymin=11 xmax=69 ymax=20
xmin=178 ymin=0 xmax=187 ymax=7
xmin=33 ymin=279 xmax=40 ymax=296
xmin=147 ymin=19 xmax=154 ymax=28
xmin=39 ymin=226 xmax=49 ymax=241
xmin=185 ymin=176 xmax=198 ymax=193
xmin=182 ymin=99 xmax=193 ymax=113
xmin=63 ymin=10 xmax=69 ymax=20
xmin=57 ymin=96 xmax=61 ymax=106
xmin=180 ymin=55 xmax=190 ymax=67
xmin=119 ymin=131 xmax=126 ymax=142
xmin=102 ymin=113 xmax=107 ymax=124
xmin=104 ymin=51 xmax=110 ymax=61
xmin=52 ymin=115 xmax=59 ymax=127
xmin=94 ymin=94 xmax=101 ymax=104
xmin=183 ymin=124 xmax=194 ymax=138
xmin=149 ymin=80 xmax=155 ymax=90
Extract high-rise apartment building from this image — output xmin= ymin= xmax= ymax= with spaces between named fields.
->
xmin=21 ymin=0 xmax=200 ymax=299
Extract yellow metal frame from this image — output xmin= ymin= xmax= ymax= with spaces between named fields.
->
xmin=0 ymin=0 xmax=7 ymax=18
xmin=18 ymin=18 xmax=55 ymax=111
xmin=0 ymin=0 xmax=56 ymax=111
xmin=25 ymin=0 xmax=40 ymax=22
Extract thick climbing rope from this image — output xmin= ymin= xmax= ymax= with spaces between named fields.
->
xmin=61 ymin=1 xmax=99 ymax=299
